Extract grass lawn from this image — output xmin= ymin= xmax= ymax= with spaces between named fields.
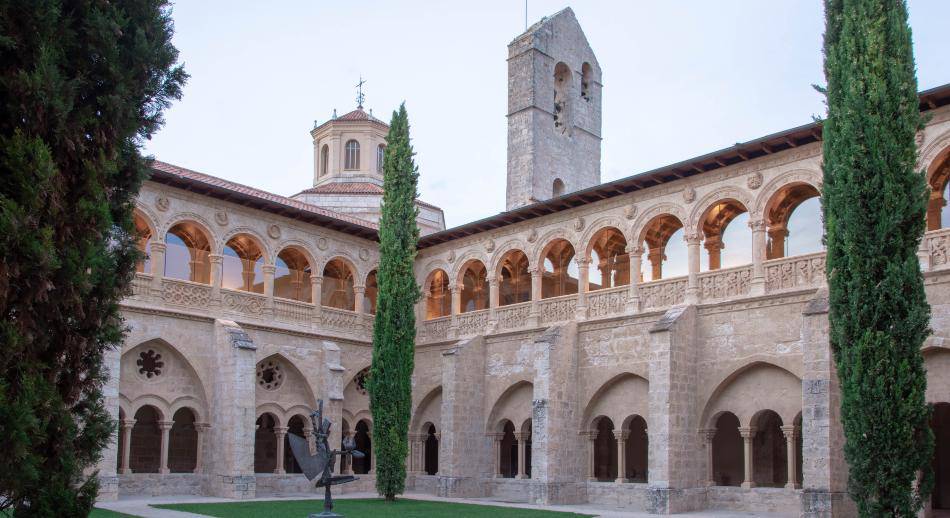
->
xmin=154 ymin=498 xmax=594 ymax=517
xmin=91 ymin=510 xmax=137 ymax=518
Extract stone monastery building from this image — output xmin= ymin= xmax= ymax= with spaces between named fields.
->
xmin=97 ymin=8 xmax=950 ymax=516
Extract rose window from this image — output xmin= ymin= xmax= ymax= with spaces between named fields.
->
xmin=257 ymin=359 xmax=284 ymax=391
xmin=137 ymin=349 xmax=164 ymax=379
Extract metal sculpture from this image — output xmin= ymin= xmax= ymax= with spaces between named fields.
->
xmin=287 ymin=399 xmax=364 ymax=518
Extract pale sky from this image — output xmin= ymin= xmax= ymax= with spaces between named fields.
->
xmin=144 ymin=1 xmax=950 ymax=229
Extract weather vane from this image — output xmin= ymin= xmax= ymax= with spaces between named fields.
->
xmin=356 ymin=76 xmax=366 ymax=109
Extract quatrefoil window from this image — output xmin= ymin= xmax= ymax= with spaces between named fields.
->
xmin=137 ymin=349 xmax=164 ymax=379
xmin=257 ymin=359 xmax=284 ymax=391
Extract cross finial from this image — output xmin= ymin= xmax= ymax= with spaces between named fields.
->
xmin=356 ymin=76 xmax=366 ymax=109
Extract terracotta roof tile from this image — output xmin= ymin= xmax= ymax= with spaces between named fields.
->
xmin=297 ymin=182 xmax=385 ymax=195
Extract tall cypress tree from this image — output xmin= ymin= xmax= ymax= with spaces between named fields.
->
xmin=821 ymin=0 xmax=933 ymax=515
xmin=0 ymin=1 xmax=186 ymax=515
xmin=367 ymin=103 xmax=421 ymax=501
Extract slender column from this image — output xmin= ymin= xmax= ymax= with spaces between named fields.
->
xmin=739 ymin=426 xmax=756 ymax=488
xmin=273 ymin=426 xmax=287 ymax=474
xmin=149 ymin=242 xmax=167 ymax=294
xmin=528 ymin=267 xmax=542 ymax=326
xmin=626 ymin=245 xmax=643 ymax=312
xmin=488 ymin=275 xmax=499 ymax=326
xmin=584 ymin=431 xmax=598 ymax=481
xmin=703 ymin=235 xmax=723 ymax=271
xmin=342 ymin=431 xmax=354 ymax=475
xmin=766 ymin=225 xmax=789 ymax=260
xmin=648 ymin=247 xmax=665 ymax=280
xmin=262 ymin=264 xmax=276 ymax=316
xmin=119 ymin=419 xmax=135 ymax=474
xmin=158 ymin=420 xmax=173 ymax=474
xmin=782 ymin=425 xmax=800 ymax=489
xmin=514 ymin=431 xmax=530 ymax=479
xmin=750 ymin=219 xmax=767 ymax=295
xmin=208 ymin=253 xmax=223 ymax=307
xmin=450 ymin=284 xmax=461 ymax=316
xmin=367 ymin=431 xmax=375 ymax=474
xmin=685 ymin=231 xmax=702 ymax=304
xmin=614 ymin=429 xmax=629 ymax=483
xmin=310 ymin=275 xmax=323 ymax=324
xmin=194 ymin=423 xmax=209 ymax=474
xmin=353 ymin=285 xmax=365 ymax=315
xmin=576 ymin=257 xmax=590 ymax=318
xmin=489 ymin=433 xmax=504 ymax=477
xmin=702 ymin=428 xmax=717 ymax=486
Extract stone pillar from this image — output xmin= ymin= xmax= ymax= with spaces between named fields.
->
xmin=614 ymin=429 xmax=629 ymax=483
xmin=209 ymin=253 xmax=224 ymax=307
xmin=488 ymin=275 xmax=499 ymax=326
xmin=685 ymin=231 xmax=701 ymax=304
xmin=626 ymin=245 xmax=643 ymax=312
xmin=702 ymin=428 xmax=716 ymax=486
xmin=194 ymin=423 xmax=209 ymax=474
xmin=439 ymin=336 xmax=490 ymax=497
xmin=766 ymin=224 xmax=789 ymax=260
xmin=575 ymin=257 xmax=590 ymax=318
xmin=739 ymin=426 xmax=756 ymax=488
xmin=262 ymin=264 xmax=276 ymax=316
xmin=119 ymin=419 xmax=135 ymax=475
xmin=273 ymin=426 xmax=287 ymax=474
xmin=158 ymin=420 xmax=173 ymax=474
xmin=648 ymin=246 xmax=665 ymax=281
xmin=528 ymin=267 xmax=542 ymax=326
xmin=800 ymin=290 xmax=853 ymax=517
xmin=149 ymin=241 xmax=167 ymax=294
xmin=353 ymin=285 xmax=365 ymax=315
xmin=489 ymin=433 xmax=504 ymax=478
xmin=342 ymin=432 xmax=354 ymax=475
xmin=750 ymin=219 xmax=767 ymax=295
xmin=367 ymin=430 xmax=375 ymax=474
xmin=310 ymin=276 xmax=323 ymax=324
xmin=92 ymin=344 xmax=122 ymax=499
xmin=209 ymin=319 xmax=258 ymax=498
xmin=703 ymin=235 xmax=723 ymax=271
xmin=782 ymin=425 xmax=800 ymax=489
xmin=584 ymin=431 xmax=598 ymax=481
xmin=514 ymin=431 xmax=530 ymax=479
xmin=449 ymin=284 xmax=461 ymax=338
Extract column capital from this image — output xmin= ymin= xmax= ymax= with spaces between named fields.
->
xmin=738 ymin=426 xmax=757 ymax=439
xmin=310 ymin=275 xmax=323 ymax=285
xmin=748 ymin=218 xmax=767 ymax=232
xmin=486 ymin=432 xmax=505 ymax=441
xmin=150 ymin=241 xmax=167 ymax=253
xmin=700 ymin=428 xmax=717 ymax=441
xmin=513 ymin=431 xmax=531 ymax=442
xmin=626 ymin=244 xmax=645 ymax=256
xmin=487 ymin=275 xmax=498 ymax=286
xmin=157 ymin=420 xmax=174 ymax=431
xmin=780 ymin=425 xmax=799 ymax=438
xmin=208 ymin=253 xmax=223 ymax=264
xmin=273 ymin=426 xmax=289 ymax=436
xmin=261 ymin=264 xmax=276 ymax=274
xmin=120 ymin=419 xmax=137 ymax=430
xmin=575 ymin=256 xmax=591 ymax=267
xmin=612 ymin=429 xmax=631 ymax=441
xmin=195 ymin=422 xmax=212 ymax=433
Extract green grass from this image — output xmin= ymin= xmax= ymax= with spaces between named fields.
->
xmin=91 ymin=509 xmax=137 ymax=518
xmin=154 ymin=498 xmax=593 ymax=517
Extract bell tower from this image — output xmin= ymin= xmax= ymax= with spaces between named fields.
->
xmin=506 ymin=8 xmax=602 ymax=210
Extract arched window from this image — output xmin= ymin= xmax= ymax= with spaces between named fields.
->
xmin=284 ymin=415 xmax=307 ymax=474
xmin=344 ymin=139 xmax=360 ymax=170
xmin=593 ymin=416 xmax=617 ymax=481
xmin=541 ymin=239 xmax=578 ymax=298
xmin=424 ymin=424 xmax=439 ymax=475
xmin=928 ymin=148 xmax=950 ymax=231
xmin=134 ymin=212 xmax=152 ymax=274
xmin=459 ymin=261 xmax=488 ymax=313
xmin=322 ymin=259 xmax=356 ymax=311
xmin=165 ymin=222 xmax=211 ymax=284
xmin=752 ymin=410 xmax=787 ymax=487
xmin=588 ymin=227 xmax=629 ymax=290
xmin=498 ymin=250 xmax=530 ymax=306
xmin=640 ymin=215 xmax=687 ymax=281
xmin=581 ymin=62 xmax=593 ymax=101
xmin=552 ymin=178 xmax=565 ymax=197
xmin=376 ymin=144 xmax=386 ymax=173
xmin=168 ymin=408 xmax=198 ymax=473
xmin=275 ymin=247 xmax=312 ymax=302
xmin=712 ymin=412 xmax=742 ymax=486
xmin=623 ymin=415 xmax=648 ymax=483
xmin=254 ymin=413 xmax=279 ymax=473
xmin=764 ymin=184 xmax=822 ymax=259
xmin=363 ymin=270 xmax=378 ymax=314
xmin=425 ymin=270 xmax=451 ymax=319
xmin=353 ymin=420 xmax=372 ymax=474
xmin=699 ymin=200 xmax=751 ymax=271
xmin=129 ymin=405 xmax=163 ymax=473
xmin=553 ymin=62 xmax=572 ymax=133
xmin=320 ymin=144 xmax=329 ymax=177
xmin=222 ymin=234 xmax=265 ymax=293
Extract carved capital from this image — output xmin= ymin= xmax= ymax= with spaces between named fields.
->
xmin=150 ymin=242 xmax=167 ymax=253
xmin=748 ymin=219 xmax=767 ymax=232
xmin=738 ymin=426 xmax=757 ymax=439
xmin=157 ymin=420 xmax=174 ymax=432
xmin=261 ymin=264 xmax=277 ymax=275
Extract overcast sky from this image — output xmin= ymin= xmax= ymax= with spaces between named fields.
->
xmin=144 ymin=1 xmax=950 ymax=229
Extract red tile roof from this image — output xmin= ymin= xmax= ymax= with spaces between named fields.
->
xmin=312 ymin=107 xmax=388 ymax=132
xmin=148 ymin=161 xmax=380 ymax=239
xmin=297 ymin=182 xmax=385 ymax=195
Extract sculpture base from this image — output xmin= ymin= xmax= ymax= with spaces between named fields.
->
xmin=309 ymin=512 xmax=343 ymax=518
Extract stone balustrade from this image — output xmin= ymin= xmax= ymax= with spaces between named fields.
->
xmin=539 ymin=294 xmax=578 ymax=324
xmin=698 ymin=264 xmax=753 ymax=302
xmin=639 ymin=276 xmax=688 ymax=311
xmin=763 ymin=252 xmax=826 ymax=294
xmin=495 ymin=301 xmax=532 ymax=331
xmin=585 ymin=285 xmax=629 ymax=319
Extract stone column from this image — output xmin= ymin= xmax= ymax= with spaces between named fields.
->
xmin=158 ymin=420 xmax=173 ymax=474
xmin=685 ymin=231 xmax=701 ymax=304
xmin=648 ymin=247 xmax=665 ymax=281
xmin=119 ymin=419 xmax=135 ymax=475
xmin=703 ymin=235 xmax=723 ymax=271
xmin=514 ymin=431 xmax=530 ymax=479
xmin=528 ymin=267 xmax=542 ymax=326
xmin=750 ymin=219 xmax=767 ymax=295
xmin=342 ymin=432 xmax=354 ymax=475
xmin=262 ymin=264 xmax=276 ymax=316
xmin=766 ymin=224 xmax=789 ymax=260
xmin=149 ymin=241 xmax=166 ymax=294
xmin=490 ymin=433 xmax=504 ymax=477
xmin=449 ymin=284 xmax=461 ymax=338
xmin=488 ymin=275 xmax=499 ymax=327
xmin=782 ymin=425 xmax=800 ymax=489
xmin=584 ymin=431 xmax=598 ymax=481
xmin=626 ymin=245 xmax=643 ymax=312
xmin=194 ymin=423 xmax=209 ymax=474
xmin=576 ymin=257 xmax=590 ymax=318
xmin=353 ymin=285 xmax=365 ymax=315
xmin=367 ymin=431 xmax=375 ymax=474
xmin=614 ymin=429 xmax=629 ymax=483
xmin=739 ymin=426 xmax=756 ymax=488
xmin=209 ymin=253 xmax=224 ymax=307
xmin=310 ymin=275 xmax=323 ymax=324
xmin=273 ymin=426 xmax=287 ymax=474
xmin=702 ymin=428 xmax=716 ymax=486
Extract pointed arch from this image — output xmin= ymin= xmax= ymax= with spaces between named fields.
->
xmin=700 ymin=361 xmax=802 ymax=428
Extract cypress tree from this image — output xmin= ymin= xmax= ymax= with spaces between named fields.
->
xmin=821 ymin=0 xmax=933 ymax=515
xmin=367 ymin=103 xmax=421 ymax=501
xmin=0 ymin=1 xmax=186 ymax=515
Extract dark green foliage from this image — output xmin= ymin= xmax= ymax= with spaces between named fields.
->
xmin=367 ymin=103 xmax=421 ymax=501
xmin=0 ymin=1 xmax=185 ymax=515
xmin=821 ymin=0 xmax=933 ymax=514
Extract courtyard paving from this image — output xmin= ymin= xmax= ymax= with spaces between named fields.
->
xmin=96 ymin=492 xmax=799 ymax=518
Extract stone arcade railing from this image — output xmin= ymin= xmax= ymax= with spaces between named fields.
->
xmin=585 ymin=285 xmax=629 ymax=319
xmin=925 ymin=227 xmax=950 ymax=270
xmin=457 ymin=309 xmax=490 ymax=337
xmin=495 ymin=301 xmax=532 ymax=331
xmin=639 ymin=276 xmax=688 ymax=311
xmin=274 ymin=298 xmax=313 ymax=326
xmin=420 ymin=316 xmax=451 ymax=342
xmin=161 ymin=278 xmax=212 ymax=309
xmin=321 ymin=307 xmax=363 ymax=335
xmin=698 ymin=264 xmax=753 ymax=302
xmin=130 ymin=273 xmax=152 ymax=299
xmin=764 ymin=252 xmax=826 ymax=294
xmin=539 ymin=294 xmax=578 ymax=324
xmin=221 ymin=288 xmax=267 ymax=318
